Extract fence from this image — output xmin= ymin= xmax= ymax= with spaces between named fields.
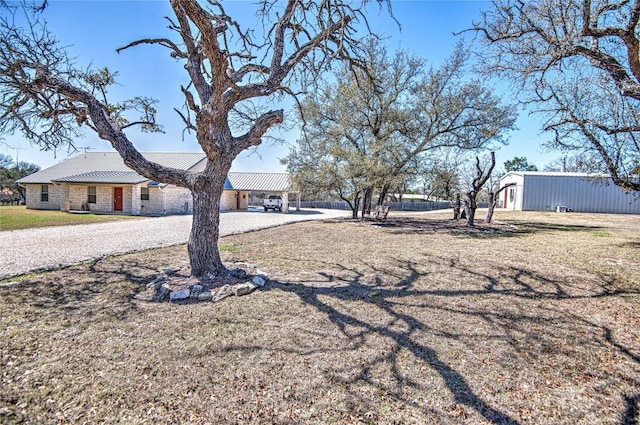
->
xmin=295 ymin=200 xmax=489 ymax=212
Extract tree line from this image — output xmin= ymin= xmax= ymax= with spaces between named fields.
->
xmin=0 ymin=153 xmax=39 ymax=204
xmin=284 ymin=40 xmax=517 ymax=223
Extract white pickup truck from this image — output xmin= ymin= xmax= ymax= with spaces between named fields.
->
xmin=263 ymin=195 xmax=283 ymax=212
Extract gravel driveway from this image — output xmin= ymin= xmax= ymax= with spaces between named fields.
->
xmin=0 ymin=208 xmax=349 ymax=279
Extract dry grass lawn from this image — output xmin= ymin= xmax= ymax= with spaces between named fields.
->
xmin=1 ymin=210 xmax=638 ymax=424
xmin=0 ymin=205 xmax=139 ymax=231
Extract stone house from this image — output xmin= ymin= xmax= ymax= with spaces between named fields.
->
xmin=17 ymin=152 xmax=296 ymax=215
xmin=17 ymin=152 xmax=206 ymax=215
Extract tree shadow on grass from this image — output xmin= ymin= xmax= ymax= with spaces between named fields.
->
xmin=263 ymin=255 xmax=639 ymax=424
xmin=622 ymin=394 xmax=639 ymax=425
xmin=2 ymin=244 xmax=637 ymax=423
xmin=367 ymin=217 xmax=608 ymax=240
xmin=0 ymin=255 xmax=161 ymax=322
xmin=619 ymin=241 xmax=640 ymax=249
xmin=259 ymin=287 xmax=517 ymax=423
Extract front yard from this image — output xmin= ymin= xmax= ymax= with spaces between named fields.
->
xmin=0 ymin=210 xmax=638 ymax=424
xmin=0 ymin=205 xmax=139 ymax=231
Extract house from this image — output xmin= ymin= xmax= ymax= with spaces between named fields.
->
xmin=499 ymin=171 xmax=640 ymax=214
xmin=17 ymin=152 xmax=296 ymax=215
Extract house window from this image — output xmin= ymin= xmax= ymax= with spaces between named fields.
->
xmin=88 ymin=186 xmax=97 ymax=204
xmin=509 ymin=188 xmax=515 ymax=202
xmin=140 ymin=187 xmax=149 ymax=201
xmin=40 ymin=184 xmax=49 ymax=202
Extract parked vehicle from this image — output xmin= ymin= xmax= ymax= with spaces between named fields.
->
xmin=263 ymin=195 xmax=283 ymax=212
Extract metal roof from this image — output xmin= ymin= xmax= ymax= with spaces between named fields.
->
xmin=16 ymin=152 xmax=295 ymax=192
xmin=53 ymin=171 xmax=148 ymax=184
xmin=17 ymin=152 xmax=206 ymax=184
xmin=502 ymin=171 xmax=609 ymax=179
xmin=225 ymin=172 xmax=292 ymax=192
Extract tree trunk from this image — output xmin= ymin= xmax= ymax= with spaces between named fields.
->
xmin=352 ymin=196 xmax=360 ymax=219
xmin=452 ymin=193 xmax=461 ymax=219
xmin=361 ymin=186 xmax=373 ymax=219
xmin=465 ymin=194 xmax=477 ymax=227
xmin=486 ymin=191 xmax=496 ymax=223
xmin=377 ymin=184 xmax=389 ymax=206
xmin=188 ymin=163 xmax=229 ymax=278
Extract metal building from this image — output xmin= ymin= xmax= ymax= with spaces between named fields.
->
xmin=498 ymin=172 xmax=640 ymax=214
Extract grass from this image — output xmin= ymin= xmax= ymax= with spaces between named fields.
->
xmin=218 ymin=243 xmax=240 ymax=252
xmin=0 ymin=210 xmax=639 ymax=424
xmin=0 ymin=205 xmax=140 ymax=231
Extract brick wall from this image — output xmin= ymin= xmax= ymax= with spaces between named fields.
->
xmin=140 ymin=186 xmax=167 ymax=215
xmin=220 ymin=190 xmax=234 ymax=211
xmin=25 ymin=184 xmax=61 ymax=210
xmin=24 ymin=183 xmax=238 ymax=216
xmin=220 ymin=190 xmax=249 ymax=211
xmin=62 ymin=184 xmax=133 ymax=213
xmin=164 ymin=186 xmax=193 ymax=214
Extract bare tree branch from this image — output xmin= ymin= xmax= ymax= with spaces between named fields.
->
xmin=472 ymin=0 xmax=640 ymax=192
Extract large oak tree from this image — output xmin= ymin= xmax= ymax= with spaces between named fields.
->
xmin=0 ymin=0 xmax=386 ymax=277
xmin=472 ymin=0 xmax=640 ymax=192
xmin=286 ymin=41 xmax=516 ymax=218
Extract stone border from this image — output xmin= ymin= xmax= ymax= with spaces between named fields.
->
xmin=136 ymin=268 xmax=268 ymax=303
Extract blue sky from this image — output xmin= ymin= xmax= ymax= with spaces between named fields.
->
xmin=2 ymin=0 xmax=556 ymax=172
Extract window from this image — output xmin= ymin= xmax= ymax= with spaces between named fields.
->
xmin=140 ymin=187 xmax=149 ymax=201
xmin=509 ymin=188 xmax=515 ymax=202
xmin=88 ymin=186 xmax=96 ymax=204
xmin=40 ymin=184 xmax=49 ymax=202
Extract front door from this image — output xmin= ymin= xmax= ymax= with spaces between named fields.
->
xmin=113 ymin=187 xmax=123 ymax=211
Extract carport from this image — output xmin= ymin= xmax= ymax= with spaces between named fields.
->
xmin=224 ymin=172 xmax=300 ymax=213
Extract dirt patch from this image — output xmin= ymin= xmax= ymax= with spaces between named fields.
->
xmin=1 ymin=210 xmax=639 ymax=424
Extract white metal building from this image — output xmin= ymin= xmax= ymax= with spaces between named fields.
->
xmin=499 ymin=171 xmax=640 ymax=214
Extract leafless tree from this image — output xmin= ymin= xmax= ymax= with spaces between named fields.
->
xmin=0 ymin=0 xmax=387 ymax=277
xmin=471 ymin=0 xmax=640 ymax=192
xmin=463 ymin=152 xmax=496 ymax=226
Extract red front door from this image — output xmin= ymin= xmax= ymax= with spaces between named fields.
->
xmin=113 ymin=187 xmax=123 ymax=211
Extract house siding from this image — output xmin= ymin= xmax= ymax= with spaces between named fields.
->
xmin=25 ymin=184 xmax=61 ymax=210
xmin=499 ymin=173 xmax=524 ymax=211
xmin=60 ymin=184 xmax=113 ymax=212
xmin=220 ymin=190 xmax=249 ymax=211
xmin=522 ymin=175 xmax=640 ymax=214
xmin=498 ymin=172 xmax=640 ymax=214
xmin=140 ymin=186 xmax=165 ymax=215
xmin=163 ymin=186 xmax=193 ymax=215
xmin=24 ymin=182 xmax=196 ymax=215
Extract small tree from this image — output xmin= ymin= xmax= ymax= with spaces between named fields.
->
xmin=0 ymin=0 xmax=387 ymax=277
xmin=486 ymin=178 xmax=514 ymax=224
xmin=504 ymin=156 xmax=538 ymax=172
xmin=463 ymin=152 xmax=496 ymax=226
